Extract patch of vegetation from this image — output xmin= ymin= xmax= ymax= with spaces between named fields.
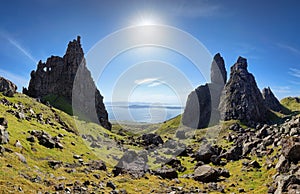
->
xmin=281 ymin=97 xmax=300 ymax=113
xmin=42 ymin=94 xmax=73 ymax=115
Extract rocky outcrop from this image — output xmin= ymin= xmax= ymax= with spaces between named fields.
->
xmin=219 ymin=57 xmax=268 ymax=124
xmin=23 ymin=36 xmax=111 ymax=130
xmin=262 ymin=87 xmax=283 ymax=112
xmin=182 ymin=53 xmax=227 ymax=128
xmin=0 ymin=77 xmax=17 ymax=97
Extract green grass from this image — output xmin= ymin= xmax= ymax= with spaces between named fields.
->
xmin=42 ymin=94 xmax=73 ymax=115
xmin=281 ymin=97 xmax=300 ymax=112
xmin=0 ymin=92 xmax=285 ymax=193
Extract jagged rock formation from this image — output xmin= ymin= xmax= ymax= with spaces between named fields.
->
xmin=23 ymin=36 xmax=111 ymax=130
xmin=262 ymin=87 xmax=283 ymax=112
xmin=211 ymin=53 xmax=227 ymax=85
xmin=219 ymin=57 xmax=268 ymax=124
xmin=182 ymin=53 xmax=227 ymax=128
xmin=0 ymin=77 xmax=17 ymax=97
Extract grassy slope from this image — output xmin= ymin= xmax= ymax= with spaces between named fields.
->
xmin=2 ymin=93 xmax=298 ymax=193
xmin=0 ymin=93 xmax=210 ymax=193
xmin=281 ymin=97 xmax=300 ymax=113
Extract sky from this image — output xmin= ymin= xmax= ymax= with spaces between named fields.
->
xmin=0 ymin=0 xmax=300 ymax=106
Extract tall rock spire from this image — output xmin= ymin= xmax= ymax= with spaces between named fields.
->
xmin=182 ymin=53 xmax=227 ymax=129
xmin=24 ymin=36 xmax=111 ymax=130
xmin=219 ymin=57 xmax=268 ymax=124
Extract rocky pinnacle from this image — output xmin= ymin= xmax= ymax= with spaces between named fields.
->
xmin=219 ymin=56 xmax=268 ymax=124
xmin=24 ymin=36 xmax=111 ymax=130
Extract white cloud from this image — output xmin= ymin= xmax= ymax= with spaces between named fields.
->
xmin=147 ymin=82 xmax=162 ymax=87
xmin=289 ymin=68 xmax=300 ymax=78
xmin=0 ymin=32 xmax=37 ymax=63
xmin=6 ymin=37 xmax=37 ymax=63
xmin=134 ymin=77 xmax=159 ymax=85
xmin=272 ymin=86 xmax=292 ymax=94
xmin=168 ymin=0 xmax=222 ymax=18
xmin=277 ymin=43 xmax=300 ymax=55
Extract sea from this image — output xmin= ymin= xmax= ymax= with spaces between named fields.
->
xmin=105 ymin=103 xmax=184 ymax=123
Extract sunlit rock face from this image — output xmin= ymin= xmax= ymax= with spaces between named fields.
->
xmin=24 ymin=36 xmax=111 ymax=130
xmin=182 ymin=53 xmax=227 ymax=129
xmin=219 ymin=57 xmax=268 ymax=124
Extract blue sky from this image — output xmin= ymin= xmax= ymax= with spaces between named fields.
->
xmin=0 ymin=0 xmax=300 ymax=105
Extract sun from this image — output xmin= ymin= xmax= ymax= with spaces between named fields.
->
xmin=137 ymin=16 xmax=157 ymax=26
xmin=131 ymin=12 xmax=162 ymax=26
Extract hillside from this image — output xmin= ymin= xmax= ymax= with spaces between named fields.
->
xmin=1 ymin=92 xmax=300 ymax=193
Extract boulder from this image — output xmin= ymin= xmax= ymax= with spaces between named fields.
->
xmin=275 ymin=155 xmax=290 ymax=173
xmin=282 ymin=137 xmax=300 ymax=163
xmin=219 ymin=57 xmax=268 ymax=124
xmin=140 ymin=134 xmax=163 ymax=146
xmin=0 ymin=118 xmax=9 ymax=144
xmin=194 ymin=165 xmax=226 ymax=182
xmin=194 ymin=144 xmax=220 ymax=164
xmin=153 ymin=166 xmax=178 ymax=179
xmin=223 ymin=145 xmax=243 ymax=161
xmin=0 ymin=77 xmax=17 ymax=97
xmin=113 ymin=150 xmax=148 ymax=178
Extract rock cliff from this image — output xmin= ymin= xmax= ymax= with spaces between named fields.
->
xmin=219 ymin=57 xmax=268 ymax=124
xmin=182 ymin=53 xmax=227 ymax=128
xmin=23 ymin=36 xmax=111 ymax=130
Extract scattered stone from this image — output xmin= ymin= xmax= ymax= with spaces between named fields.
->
xmin=106 ymin=181 xmax=116 ymax=190
xmin=26 ymin=135 xmax=35 ymax=143
xmin=113 ymin=150 xmax=148 ymax=178
xmin=194 ymin=165 xmax=229 ymax=182
xmin=0 ymin=117 xmax=8 ymax=127
xmin=249 ymin=160 xmax=261 ymax=168
xmin=282 ymin=137 xmax=300 ymax=163
xmin=0 ymin=125 xmax=9 ymax=144
xmin=48 ymin=160 xmax=63 ymax=169
xmin=15 ymin=152 xmax=27 ymax=163
xmin=140 ymin=133 xmax=163 ymax=146
xmin=175 ymin=130 xmax=186 ymax=139
xmin=14 ymin=140 xmax=23 ymax=148
xmin=275 ymin=155 xmax=290 ymax=173
xmin=194 ymin=143 xmax=220 ymax=164
xmin=16 ymin=112 xmax=25 ymax=120
xmin=73 ymin=155 xmax=81 ymax=159
xmin=87 ymin=160 xmax=107 ymax=171
xmin=153 ymin=166 xmax=178 ymax=179
xmin=54 ymin=183 xmax=65 ymax=191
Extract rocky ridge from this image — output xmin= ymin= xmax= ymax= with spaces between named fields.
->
xmin=23 ymin=36 xmax=111 ymax=130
